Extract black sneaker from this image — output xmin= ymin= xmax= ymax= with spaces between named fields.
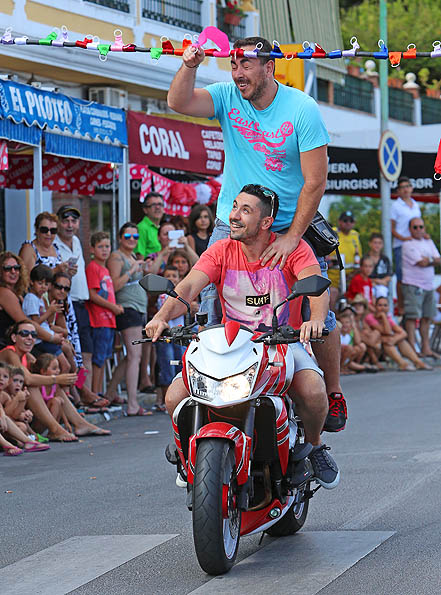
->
xmin=323 ymin=392 xmax=347 ymax=432
xmin=309 ymin=444 xmax=340 ymax=489
xmin=291 ymin=458 xmax=313 ymax=486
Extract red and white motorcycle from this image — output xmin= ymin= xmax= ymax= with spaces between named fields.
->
xmin=137 ymin=274 xmax=331 ymax=575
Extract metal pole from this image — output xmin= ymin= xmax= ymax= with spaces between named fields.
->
xmin=379 ymin=0 xmax=392 ymax=307
xmin=111 ymin=164 xmax=117 ymax=250
xmin=33 ymin=145 xmax=43 ymax=214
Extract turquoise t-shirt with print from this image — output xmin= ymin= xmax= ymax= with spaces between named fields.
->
xmin=207 ymin=81 xmax=330 ymax=231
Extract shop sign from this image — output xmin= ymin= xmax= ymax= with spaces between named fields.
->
xmin=326 ymin=147 xmax=441 ymax=197
xmin=128 ymin=111 xmax=224 ymax=175
xmin=0 ymin=80 xmax=127 ymax=145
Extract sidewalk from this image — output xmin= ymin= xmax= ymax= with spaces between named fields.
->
xmin=84 ymin=390 xmax=158 ymax=426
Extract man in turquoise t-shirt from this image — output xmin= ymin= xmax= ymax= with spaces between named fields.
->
xmin=167 ymin=36 xmax=346 ymax=432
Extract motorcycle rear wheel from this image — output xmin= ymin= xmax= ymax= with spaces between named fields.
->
xmin=192 ymin=439 xmax=241 ymax=575
xmin=265 ymin=481 xmax=310 ymax=537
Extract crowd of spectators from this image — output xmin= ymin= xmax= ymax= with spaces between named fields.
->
xmin=2 ymin=175 xmax=440 ymax=457
xmin=329 ymin=176 xmax=440 ymax=376
xmin=0 ymin=192 xmax=216 ymax=457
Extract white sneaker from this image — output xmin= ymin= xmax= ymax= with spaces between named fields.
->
xmin=176 ymin=471 xmax=187 ymax=488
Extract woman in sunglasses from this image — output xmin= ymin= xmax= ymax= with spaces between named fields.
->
xmin=0 ymin=252 xmax=58 ymax=349
xmin=106 ymin=222 xmax=151 ymax=416
xmin=0 ymin=320 xmax=111 ymax=440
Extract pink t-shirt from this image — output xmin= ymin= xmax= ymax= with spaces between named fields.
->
xmin=85 ymin=261 xmax=116 ymax=328
xmin=365 ymin=312 xmax=394 ymax=328
xmin=193 ymin=234 xmax=318 ymax=331
xmin=402 ymin=238 xmax=440 ymax=291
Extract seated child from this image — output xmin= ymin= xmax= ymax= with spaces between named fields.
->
xmin=338 ymin=306 xmax=377 ymax=374
xmin=85 ymin=232 xmax=124 ymax=395
xmin=1 ymin=364 xmax=33 ymax=435
xmin=364 ymin=296 xmax=432 ymax=371
xmin=23 ymin=264 xmax=75 ymax=372
xmin=0 ymin=362 xmax=50 ymax=455
xmin=31 ymin=353 xmax=73 ymax=433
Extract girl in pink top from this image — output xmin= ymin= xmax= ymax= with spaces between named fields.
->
xmin=365 ymin=297 xmax=432 ymax=371
xmin=31 ymin=353 xmax=73 ymax=433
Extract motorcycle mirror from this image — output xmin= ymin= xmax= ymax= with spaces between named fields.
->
xmin=288 ymin=275 xmax=331 ymax=300
xmin=139 ymin=274 xmax=177 ymax=297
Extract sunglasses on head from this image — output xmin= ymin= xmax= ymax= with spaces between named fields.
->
xmin=39 ymin=226 xmax=57 ymax=235
xmin=53 ymin=282 xmax=70 ymax=292
xmin=61 ymin=212 xmax=80 ymax=221
xmin=123 ymin=233 xmax=139 ymax=240
xmin=412 ymin=225 xmax=424 ymax=229
xmin=3 ymin=264 xmax=21 ymax=272
xmin=257 ymin=185 xmax=276 ymax=218
xmin=17 ymin=329 xmax=37 ymax=339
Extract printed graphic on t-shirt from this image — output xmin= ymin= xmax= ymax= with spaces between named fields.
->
xmin=98 ymin=275 xmax=111 ymax=301
xmin=228 ymin=107 xmax=294 ymax=172
xmin=223 ymin=268 xmax=289 ymax=329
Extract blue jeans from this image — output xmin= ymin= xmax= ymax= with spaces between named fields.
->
xmin=156 ymin=342 xmax=185 ymax=386
xmin=199 ymin=219 xmax=336 ymax=331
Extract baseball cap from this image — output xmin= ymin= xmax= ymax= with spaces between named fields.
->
xmin=339 ymin=210 xmax=354 ymax=221
xmin=57 ymin=205 xmax=81 ymax=220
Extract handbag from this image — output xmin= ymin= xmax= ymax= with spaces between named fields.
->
xmin=303 ymin=211 xmax=344 ymax=269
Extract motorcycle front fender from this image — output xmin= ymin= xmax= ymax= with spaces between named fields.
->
xmin=187 ymin=422 xmax=252 ymax=486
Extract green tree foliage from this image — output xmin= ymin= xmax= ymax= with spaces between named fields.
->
xmin=340 ymin=0 xmax=441 ymax=84
xmin=328 ymin=195 xmax=440 ymax=254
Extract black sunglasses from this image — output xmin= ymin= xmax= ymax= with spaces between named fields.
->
xmin=342 ymin=218 xmax=354 ymax=223
xmin=17 ymin=329 xmax=37 ymax=339
xmin=53 ymin=282 xmax=71 ymax=292
xmin=123 ymin=233 xmax=139 ymax=240
xmin=412 ymin=225 xmax=424 ymax=229
xmin=39 ymin=226 xmax=58 ymax=235
xmin=3 ymin=264 xmax=21 ymax=272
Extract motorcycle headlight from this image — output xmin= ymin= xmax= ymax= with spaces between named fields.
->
xmin=188 ymin=363 xmax=258 ymax=403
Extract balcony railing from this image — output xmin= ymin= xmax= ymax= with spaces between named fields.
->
xmin=216 ymin=6 xmax=246 ymax=42
xmin=142 ymin=0 xmax=203 ymax=32
xmin=334 ymin=75 xmax=374 ymax=114
xmin=421 ymin=95 xmax=441 ymax=124
xmin=388 ymin=87 xmax=414 ymax=123
xmin=84 ymin=0 xmax=130 ymax=12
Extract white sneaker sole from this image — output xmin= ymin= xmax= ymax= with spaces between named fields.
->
xmin=176 ymin=474 xmax=187 ymax=488
xmin=314 ymin=469 xmax=340 ymax=490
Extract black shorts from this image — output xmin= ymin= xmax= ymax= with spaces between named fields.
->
xmin=72 ymin=301 xmax=93 ymax=354
xmin=116 ymin=307 xmax=145 ymax=331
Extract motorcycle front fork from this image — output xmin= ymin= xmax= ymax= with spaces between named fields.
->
xmin=189 ymin=401 xmax=256 ymax=511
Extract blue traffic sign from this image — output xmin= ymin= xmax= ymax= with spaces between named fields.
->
xmin=378 ymin=130 xmax=402 ymax=181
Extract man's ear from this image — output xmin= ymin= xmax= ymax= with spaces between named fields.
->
xmin=261 ymin=216 xmax=273 ymax=231
xmin=265 ymin=59 xmax=275 ymax=77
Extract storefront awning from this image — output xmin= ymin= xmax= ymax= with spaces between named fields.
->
xmin=128 ymin=111 xmax=224 ymax=176
xmin=0 ymin=80 xmax=127 ymax=163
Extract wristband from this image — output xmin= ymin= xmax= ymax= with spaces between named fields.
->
xmin=184 ymin=62 xmax=199 ymax=69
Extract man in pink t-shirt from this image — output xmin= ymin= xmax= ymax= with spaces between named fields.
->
xmin=146 ymin=184 xmax=339 ymax=490
xmin=402 ymin=217 xmax=441 ymax=357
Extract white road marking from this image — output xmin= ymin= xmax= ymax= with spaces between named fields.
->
xmin=189 ymin=531 xmax=394 ymax=595
xmin=0 ymin=534 xmax=177 ymax=595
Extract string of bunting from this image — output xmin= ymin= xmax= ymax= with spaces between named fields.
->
xmin=2 ymin=25 xmax=441 ymax=68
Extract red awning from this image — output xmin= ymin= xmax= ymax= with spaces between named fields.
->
xmin=128 ymin=111 xmax=224 ymax=176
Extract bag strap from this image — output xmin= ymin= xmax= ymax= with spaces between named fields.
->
xmin=335 ymin=247 xmax=344 ymax=271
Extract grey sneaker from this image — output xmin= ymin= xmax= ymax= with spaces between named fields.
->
xmin=176 ymin=470 xmax=187 ymax=488
xmin=309 ymin=444 xmax=340 ymax=489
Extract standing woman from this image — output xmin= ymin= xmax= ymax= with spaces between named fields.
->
xmin=187 ymin=205 xmax=214 ymax=256
xmin=107 ymin=222 xmax=150 ymax=416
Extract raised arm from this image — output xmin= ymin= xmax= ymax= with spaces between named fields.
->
xmin=167 ymin=47 xmax=215 ymax=117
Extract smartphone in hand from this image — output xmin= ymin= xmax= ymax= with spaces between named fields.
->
xmin=168 ymin=229 xmax=184 ymax=248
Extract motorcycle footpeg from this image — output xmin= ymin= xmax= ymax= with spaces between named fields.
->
xmin=290 ymin=441 xmax=314 ymax=462
xmin=165 ymin=443 xmax=179 ymax=466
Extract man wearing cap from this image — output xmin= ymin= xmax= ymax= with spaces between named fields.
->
xmin=328 ymin=211 xmax=362 ymax=296
xmin=55 ymin=205 xmax=109 ymax=408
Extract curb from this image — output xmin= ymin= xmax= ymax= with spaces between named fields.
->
xmin=83 ymin=391 xmax=157 ymax=426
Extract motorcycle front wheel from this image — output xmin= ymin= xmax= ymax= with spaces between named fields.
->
xmin=192 ymin=439 xmax=241 ymax=575
xmin=265 ymin=481 xmax=310 ymax=537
